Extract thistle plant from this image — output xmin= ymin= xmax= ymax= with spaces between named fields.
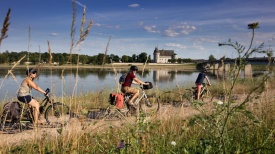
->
xmin=188 ymin=22 xmax=273 ymax=153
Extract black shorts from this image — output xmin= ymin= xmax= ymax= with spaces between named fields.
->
xmin=18 ymin=95 xmax=32 ymax=103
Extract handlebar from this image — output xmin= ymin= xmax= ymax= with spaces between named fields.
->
xmin=45 ymin=88 xmax=50 ymax=95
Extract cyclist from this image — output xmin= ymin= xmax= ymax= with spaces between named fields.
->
xmin=195 ymin=67 xmax=211 ymax=100
xmin=17 ymin=68 xmax=47 ymax=125
xmin=121 ymin=65 xmax=149 ymax=108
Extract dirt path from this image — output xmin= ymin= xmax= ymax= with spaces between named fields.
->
xmin=0 ymin=103 xmax=202 ymax=147
xmin=0 ymin=93 xmax=259 ymax=147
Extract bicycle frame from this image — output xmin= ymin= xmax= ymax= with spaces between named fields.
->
xmin=20 ymin=88 xmax=52 ymax=124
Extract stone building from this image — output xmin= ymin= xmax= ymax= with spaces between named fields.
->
xmin=153 ymin=47 xmax=177 ymax=63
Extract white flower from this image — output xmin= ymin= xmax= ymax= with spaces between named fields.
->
xmin=171 ymin=141 xmax=176 ymax=146
xmin=217 ymin=101 xmax=223 ymax=105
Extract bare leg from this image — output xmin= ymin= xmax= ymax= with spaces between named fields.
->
xmin=28 ymin=99 xmax=40 ymax=124
xmin=197 ymin=85 xmax=202 ymax=100
xmin=129 ymin=90 xmax=139 ymax=104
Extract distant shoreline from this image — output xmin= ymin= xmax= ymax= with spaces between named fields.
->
xmin=0 ymin=63 xmax=197 ymax=70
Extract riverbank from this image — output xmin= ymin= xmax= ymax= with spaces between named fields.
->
xmin=0 ymin=63 xmax=197 ymax=70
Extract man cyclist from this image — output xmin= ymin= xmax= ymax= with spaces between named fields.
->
xmin=121 ymin=65 xmax=149 ymax=108
xmin=195 ymin=67 xmax=211 ymax=100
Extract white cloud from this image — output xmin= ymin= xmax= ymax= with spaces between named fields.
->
xmin=74 ymin=1 xmax=85 ymax=8
xmin=163 ymin=23 xmax=197 ymax=37
xmin=143 ymin=25 xmax=160 ymax=33
xmin=93 ymin=23 xmax=102 ymax=27
xmin=51 ymin=33 xmax=60 ymax=36
xmin=128 ymin=4 xmax=140 ymax=8
xmin=165 ymin=43 xmax=186 ymax=49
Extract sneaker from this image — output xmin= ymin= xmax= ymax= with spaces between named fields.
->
xmin=145 ymin=100 xmax=152 ymax=107
xmin=128 ymin=102 xmax=137 ymax=109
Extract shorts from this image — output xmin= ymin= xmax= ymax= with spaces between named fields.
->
xmin=18 ymin=95 xmax=32 ymax=104
xmin=121 ymin=86 xmax=138 ymax=94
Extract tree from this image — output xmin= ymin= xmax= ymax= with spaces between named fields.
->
xmin=121 ymin=55 xmax=129 ymax=63
xmin=208 ymin=54 xmax=216 ymax=61
xmin=138 ymin=52 xmax=148 ymax=63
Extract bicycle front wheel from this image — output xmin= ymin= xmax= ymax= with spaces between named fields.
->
xmin=45 ymin=102 xmax=71 ymax=127
xmin=139 ymin=95 xmax=160 ymax=116
xmin=201 ymin=89 xmax=212 ymax=102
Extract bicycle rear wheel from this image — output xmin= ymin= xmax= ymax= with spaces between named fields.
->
xmin=139 ymin=95 xmax=160 ymax=116
xmin=45 ymin=102 xmax=71 ymax=127
xmin=182 ymin=89 xmax=195 ymax=104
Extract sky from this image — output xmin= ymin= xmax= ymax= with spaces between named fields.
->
xmin=0 ymin=0 xmax=274 ymax=60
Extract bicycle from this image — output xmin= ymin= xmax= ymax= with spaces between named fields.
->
xmin=183 ymin=82 xmax=211 ymax=103
xmin=95 ymin=83 xmax=160 ymax=120
xmin=1 ymin=88 xmax=72 ymax=132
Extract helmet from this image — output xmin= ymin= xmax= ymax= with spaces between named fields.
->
xmin=26 ymin=68 xmax=37 ymax=75
xmin=130 ymin=65 xmax=138 ymax=71
xmin=202 ymin=67 xmax=207 ymax=72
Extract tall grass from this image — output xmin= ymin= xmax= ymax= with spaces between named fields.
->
xmin=0 ymin=3 xmax=274 ymax=154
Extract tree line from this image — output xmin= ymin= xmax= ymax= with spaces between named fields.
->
xmin=0 ymin=50 xmax=194 ymax=65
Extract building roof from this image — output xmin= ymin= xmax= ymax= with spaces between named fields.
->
xmin=159 ymin=50 xmax=175 ymax=56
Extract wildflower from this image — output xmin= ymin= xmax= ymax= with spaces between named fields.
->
xmin=171 ymin=141 xmax=176 ymax=146
xmin=118 ymin=140 xmax=124 ymax=149
xmin=217 ymin=101 xmax=223 ymax=105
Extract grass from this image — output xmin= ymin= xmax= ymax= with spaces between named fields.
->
xmin=0 ymin=80 xmax=274 ymax=153
xmin=0 ymin=3 xmax=274 ymax=154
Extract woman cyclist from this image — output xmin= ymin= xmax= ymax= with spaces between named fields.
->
xmin=17 ymin=68 xmax=47 ymax=125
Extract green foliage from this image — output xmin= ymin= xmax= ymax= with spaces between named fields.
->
xmin=208 ymin=54 xmax=216 ymax=61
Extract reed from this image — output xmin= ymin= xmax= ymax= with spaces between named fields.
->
xmin=0 ymin=3 xmax=274 ymax=154
xmin=0 ymin=8 xmax=10 ymax=47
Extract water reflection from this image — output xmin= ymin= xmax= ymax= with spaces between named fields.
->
xmin=0 ymin=68 xmax=208 ymax=100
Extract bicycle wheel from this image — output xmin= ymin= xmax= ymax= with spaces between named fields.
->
xmin=201 ymin=89 xmax=211 ymax=102
xmin=45 ymin=102 xmax=71 ymax=127
xmin=182 ymin=89 xmax=195 ymax=104
xmin=139 ymin=95 xmax=160 ymax=116
xmin=102 ymin=106 xmax=129 ymax=121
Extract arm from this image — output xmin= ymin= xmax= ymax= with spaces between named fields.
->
xmin=26 ymin=78 xmax=47 ymax=95
xmin=205 ymin=76 xmax=211 ymax=85
xmin=133 ymin=77 xmax=148 ymax=85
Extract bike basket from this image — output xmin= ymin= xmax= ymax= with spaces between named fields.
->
xmin=143 ymin=82 xmax=153 ymax=90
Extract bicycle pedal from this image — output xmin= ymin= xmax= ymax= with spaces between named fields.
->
xmin=146 ymin=102 xmax=152 ymax=107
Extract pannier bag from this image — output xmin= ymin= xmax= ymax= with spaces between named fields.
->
xmin=1 ymin=101 xmax=21 ymax=123
xmin=143 ymin=82 xmax=153 ymax=90
xmin=109 ymin=93 xmax=124 ymax=109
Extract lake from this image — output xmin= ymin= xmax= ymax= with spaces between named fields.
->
xmin=0 ymin=67 xmax=221 ymax=101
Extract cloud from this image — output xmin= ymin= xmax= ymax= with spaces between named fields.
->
xmin=74 ymin=0 xmax=85 ymax=8
xmin=165 ymin=43 xmax=187 ymax=49
xmin=143 ymin=25 xmax=160 ymax=33
xmin=163 ymin=23 xmax=196 ymax=37
xmin=93 ymin=23 xmax=102 ymax=27
xmin=128 ymin=3 xmax=140 ymax=8
xmin=51 ymin=33 xmax=60 ymax=36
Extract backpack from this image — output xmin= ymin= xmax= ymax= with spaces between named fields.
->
xmin=109 ymin=93 xmax=124 ymax=109
xmin=119 ymin=73 xmax=127 ymax=85
xmin=1 ymin=101 xmax=22 ymax=123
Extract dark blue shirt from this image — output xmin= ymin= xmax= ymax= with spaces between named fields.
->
xmin=195 ymin=72 xmax=206 ymax=85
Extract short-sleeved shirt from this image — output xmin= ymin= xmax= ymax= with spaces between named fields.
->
xmin=195 ymin=72 xmax=206 ymax=85
xmin=122 ymin=72 xmax=135 ymax=87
